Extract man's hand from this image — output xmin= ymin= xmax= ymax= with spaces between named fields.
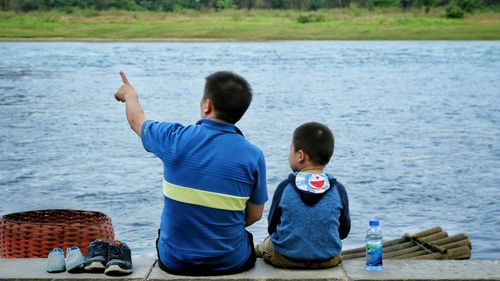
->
xmin=114 ymin=71 xmax=147 ymax=136
xmin=115 ymin=71 xmax=137 ymax=103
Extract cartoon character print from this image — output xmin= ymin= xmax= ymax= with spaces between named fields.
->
xmin=295 ymin=172 xmax=330 ymax=194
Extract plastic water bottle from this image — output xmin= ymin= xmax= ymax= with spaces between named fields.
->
xmin=365 ymin=219 xmax=383 ymax=272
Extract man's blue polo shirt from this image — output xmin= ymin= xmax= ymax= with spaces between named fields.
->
xmin=141 ymin=118 xmax=268 ymax=272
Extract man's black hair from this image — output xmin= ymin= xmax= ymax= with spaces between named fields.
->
xmin=203 ymin=71 xmax=253 ymax=124
xmin=293 ymin=122 xmax=334 ymax=166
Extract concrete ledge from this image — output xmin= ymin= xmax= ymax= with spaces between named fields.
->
xmin=1 ymin=258 xmax=499 ymax=281
xmin=148 ymin=259 xmax=347 ymax=280
xmin=0 ymin=256 xmax=155 ymax=281
xmin=343 ymin=260 xmax=500 ymax=281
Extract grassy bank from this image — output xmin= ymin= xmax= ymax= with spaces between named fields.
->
xmin=1 ymin=8 xmax=499 ymax=40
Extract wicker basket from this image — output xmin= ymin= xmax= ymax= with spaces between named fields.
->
xmin=0 ymin=209 xmax=114 ymax=258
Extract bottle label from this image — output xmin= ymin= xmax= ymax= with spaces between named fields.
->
xmin=366 ymin=242 xmax=383 ymax=267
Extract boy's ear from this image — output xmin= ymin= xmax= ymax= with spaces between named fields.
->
xmin=297 ymin=149 xmax=307 ymax=163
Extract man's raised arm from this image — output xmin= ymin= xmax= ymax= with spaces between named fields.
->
xmin=114 ymin=71 xmax=147 ymax=136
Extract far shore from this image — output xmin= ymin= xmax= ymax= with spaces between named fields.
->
xmin=2 ymin=38 xmax=500 ymax=42
xmin=1 ymin=9 xmax=500 ymax=40
xmin=0 ymin=38 xmax=234 ymax=42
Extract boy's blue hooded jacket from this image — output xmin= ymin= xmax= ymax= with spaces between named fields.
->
xmin=268 ymin=172 xmax=350 ymax=260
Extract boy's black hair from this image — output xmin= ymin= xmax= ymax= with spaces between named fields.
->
xmin=203 ymin=71 xmax=253 ymax=124
xmin=293 ymin=122 xmax=334 ymax=166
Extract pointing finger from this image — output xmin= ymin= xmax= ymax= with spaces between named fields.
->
xmin=120 ymin=71 xmax=130 ymax=85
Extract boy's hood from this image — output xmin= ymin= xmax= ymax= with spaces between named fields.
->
xmin=289 ymin=172 xmax=336 ymax=206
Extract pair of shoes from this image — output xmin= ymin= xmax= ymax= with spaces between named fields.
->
xmin=46 ymin=247 xmax=86 ymax=273
xmin=85 ymin=240 xmax=133 ymax=276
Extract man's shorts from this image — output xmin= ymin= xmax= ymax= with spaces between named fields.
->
xmin=155 ymin=229 xmax=257 ymax=276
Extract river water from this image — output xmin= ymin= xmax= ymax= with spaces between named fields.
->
xmin=0 ymin=41 xmax=499 ymax=259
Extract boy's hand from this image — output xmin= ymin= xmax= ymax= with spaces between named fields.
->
xmin=115 ymin=71 xmax=137 ymax=103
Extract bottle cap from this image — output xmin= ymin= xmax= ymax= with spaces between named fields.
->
xmin=369 ymin=219 xmax=379 ymax=227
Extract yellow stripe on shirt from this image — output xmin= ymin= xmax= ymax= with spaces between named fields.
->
xmin=163 ymin=180 xmax=249 ymax=211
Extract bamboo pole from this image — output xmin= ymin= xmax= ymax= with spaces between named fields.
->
xmin=383 ymin=241 xmax=415 ymax=252
xmin=440 ymin=239 xmax=471 ymax=250
xmin=342 ymin=231 xmax=447 ymax=260
xmin=392 ymin=240 xmax=470 ymax=259
xmin=384 ymin=245 xmax=423 ymax=258
xmin=387 ymin=232 xmax=449 ymax=258
xmin=340 ymin=227 xmax=471 ymax=261
xmin=392 ymin=249 xmax=429 ymax=259
xmin=413 ymin=226 xmax=443 ymax=238
xmin=341 ymin=226 xmax=443 ymax=255
xmin=383 ymin=231 xmax=448 ymax=256
xmin=341 ymin=251 xmax=366 ymax=260
xmin=381 ymin=237 xmax=411 ymax=248
xmin=415 ymin=231 xmax=449 ymax=242
xmin=412 ymin=235 xmax=448 ymax=254
xmin=410 ymin=246 xmax=471 ymax=260
xmin=442 ymin=246 xmax=471 ymax=260
xmin=433 ymin=234 xmax=469 ymax=246
xmin=380 ymin=238 xmax=471 ymax=260
xmin=390 ymin=239 xmax=471 ymax=259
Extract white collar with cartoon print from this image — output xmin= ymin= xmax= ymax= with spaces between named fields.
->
xmin=295 ymin=172 xmax=331 ymax=194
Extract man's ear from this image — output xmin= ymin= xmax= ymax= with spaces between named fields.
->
xmin=202 ymin=98 xmax=213 ymax=115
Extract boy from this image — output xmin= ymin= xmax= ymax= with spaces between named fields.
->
xmin=256 ymin=122 xmax=350 ymax=269
xmin=114 ymin=71 xmax=267 ymax=275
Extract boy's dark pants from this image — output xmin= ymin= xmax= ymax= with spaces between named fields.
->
xmin=256 ymin=235 xmax=341 ymax=269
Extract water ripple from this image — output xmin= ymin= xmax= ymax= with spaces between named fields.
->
xmin=0 ymin=41 xmax=499 ymax=257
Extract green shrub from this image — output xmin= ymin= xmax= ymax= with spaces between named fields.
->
xmin=366 ymin=0 xmax=375 ymax=10
xmin=308 ymin=0 xmax=332 ymax=10
xmin=162 ymin=2 xmax=175 ymax=12
xmin=297 ymin=14 xmax=311 ymax=23
xmin=296 ymin=13 xmax=326 ymax=23
xmin=416 ymin=0 xmax=437 ymax=12
xmin=370 ymin=0 xmax=400 ymax=7
xmin=216 ymin=0 xmax=235 ymax=10
xmin=15 ymin=0 xmax=40 ymax=12
xmin=160 ymin=0 xmax=201 ymax=11
xmin=455 ymin=0 xmax=482 ymax=12
xmin=348 ymin=3 xmax=363 ymax=15
xmin=79 ymin=9 xmax=100 ymax=17
xmin=58 ymin=6 xmax=75 ymax=14
xmin=445 ymin=2 xmax=465 ymax=17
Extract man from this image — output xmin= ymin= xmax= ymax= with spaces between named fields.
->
xmin=115 ymin=71 xmax=267 ymax=275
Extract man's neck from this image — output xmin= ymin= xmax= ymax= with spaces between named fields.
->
xmin=206 ymin=116 xmax=228 ymax=123
xmin=202 ymin=112 xmax=229 ymax=124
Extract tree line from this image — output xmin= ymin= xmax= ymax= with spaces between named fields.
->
xmin=0 ymin=0 xmax=497 ymax=12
